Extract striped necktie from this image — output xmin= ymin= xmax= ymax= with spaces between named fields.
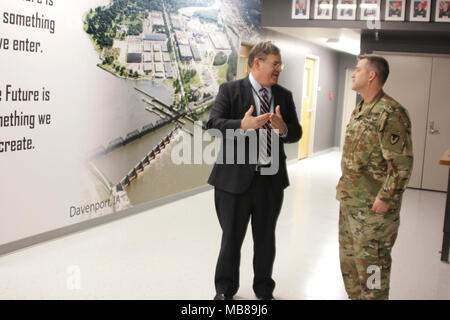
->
xmin=259 ymin=87 xmax=271 ymax=160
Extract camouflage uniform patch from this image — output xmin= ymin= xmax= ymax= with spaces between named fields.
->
xmin=336 ymin=90 xmax=413 ymax=300
xmin=381 ymin=112 xmax=409 ymax=154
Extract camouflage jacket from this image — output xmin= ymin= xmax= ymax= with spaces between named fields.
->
xmin=336 ymin=90 xmax=413 ymax=208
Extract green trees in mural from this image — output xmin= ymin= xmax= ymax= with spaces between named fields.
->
xmin=182 ymin=69 xmax=197 ymax=84
xmin=127 ymin=21 xmax=143 ymax=36
xmin=85 ymin=0 xmax=162 ymax=49
xmin=226 ymin=48 xmax=238 ymax=82
xmin=173 ymin=79 xmax=181 ymax=94
xmin=213 ymin=52 xmax=227 ymax=66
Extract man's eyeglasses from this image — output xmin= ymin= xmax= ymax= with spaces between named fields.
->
xmin=272 ymin=62 xmax=285 ymax=70
xmin=258 ymin=58 xmax=285 ymax=70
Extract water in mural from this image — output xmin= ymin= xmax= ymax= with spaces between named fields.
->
xmin=0 ymin=0 xmax=261 ymax=246
xmin=84 ymin=0 xmax=262 ymax=208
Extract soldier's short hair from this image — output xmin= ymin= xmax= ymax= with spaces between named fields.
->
xmin=358 ymin=54 xmax=390 ymax=85
xmin=248 ymin=41 xmax=281 ymax=68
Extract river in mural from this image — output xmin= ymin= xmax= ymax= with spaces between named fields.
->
xmin=84 ymin=0 xmax=262 ymax=207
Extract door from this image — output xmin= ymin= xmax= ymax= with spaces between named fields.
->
xmin=299 ymin=57 xmax=316 ymax=159
xmin=422 ymin=57 xmax=450 ymax=191
xmin=381 ymin=53 xmax=450 ymax=192
xmin=340 ymin=68 xmax=357 ymax=151
xmin=237 ymin=43 xmax=253 ymax=79
xmin=381 ymin=54 xmax=432 ymax=189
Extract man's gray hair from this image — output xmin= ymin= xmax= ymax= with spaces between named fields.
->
xmin=248 ymin=41 xmax=280 ymax=68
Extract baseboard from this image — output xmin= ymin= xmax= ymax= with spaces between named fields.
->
xmin=312 ymin=147 xmax=339 ymax=157
xmin=0 ymin=184 xmax=214 ymax=257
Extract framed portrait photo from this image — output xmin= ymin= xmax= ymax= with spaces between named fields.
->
xmin=336 ymin=0 xmax=357 ymax=20
xmin=314 ymin=0 xmax=333 ymax=20
xmin=292 ymin=0 xmax=310 ymax=19
xmin=435 ymin=0 xmax=450 ymax=22
xmin=360 ymin=0 xmax=381 ymax=21
xmin=385 ymin=0 xmax=406 ymax=21
xmin=409 ymin=0 xmax=431 ymax=21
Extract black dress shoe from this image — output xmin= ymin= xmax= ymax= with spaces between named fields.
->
xmin=214 ymin=293 xmax=233 ymax=300
xmin=256 ymin=294 xmax=275 ymax=300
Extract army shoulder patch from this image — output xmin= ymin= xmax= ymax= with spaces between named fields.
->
xmin=390 ymin=134 xmax=401 ymax=145
xmin=381 ymin=112 xmax=408 ymax=153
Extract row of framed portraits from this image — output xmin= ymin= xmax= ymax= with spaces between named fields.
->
xmin=292 ymin=0 xmax=450 ymax=22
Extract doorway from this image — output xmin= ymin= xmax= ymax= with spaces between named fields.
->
xmin=237 ymin=42 xmax=253 ymax=79
xmin=298 ymin=57 xmax=318 ymax=159
xmin=340 ymin=68 xmax=357 ymax=151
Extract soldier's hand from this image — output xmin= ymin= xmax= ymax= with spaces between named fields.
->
xmin=372 ymin=198 xmax=389 ymax=214
xmin=241 ymin=105 xmax=270 ymax=132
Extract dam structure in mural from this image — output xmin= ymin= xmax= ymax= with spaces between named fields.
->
xmin=84 ymin=0 xmax=262 ymax=207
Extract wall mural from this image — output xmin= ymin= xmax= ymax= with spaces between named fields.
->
xmin=0 ymin=0 xmax=261 ymax=247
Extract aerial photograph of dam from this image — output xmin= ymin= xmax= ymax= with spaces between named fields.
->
xmin=82 ymin=0 xmax=262 ymax=210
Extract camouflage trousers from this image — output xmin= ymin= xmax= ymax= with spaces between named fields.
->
xmin=339 ymin=203 xmax=400 ymax=300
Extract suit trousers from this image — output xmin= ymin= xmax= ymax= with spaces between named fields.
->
xmin=214 ymin=172 xmax=284 ymax=297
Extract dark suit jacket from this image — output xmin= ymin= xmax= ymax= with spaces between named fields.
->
xmin=207 ymin=76 xmax=302 ymax=194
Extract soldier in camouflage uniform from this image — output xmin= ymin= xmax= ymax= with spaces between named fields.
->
xmin=336 ymin=55 xmax=413 ymax=300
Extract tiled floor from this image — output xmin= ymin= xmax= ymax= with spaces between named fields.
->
xmin=0 ymin=151 xmax=448 ymax=300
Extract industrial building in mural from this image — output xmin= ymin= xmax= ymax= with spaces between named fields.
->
xmin=83 ymin=0 xmax=262 ymax=208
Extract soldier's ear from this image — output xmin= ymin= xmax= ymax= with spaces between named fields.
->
xmin=368 ymin=70 xmax=377 ymax=82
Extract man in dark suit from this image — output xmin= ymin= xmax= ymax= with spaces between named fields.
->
xmin=207 ymin=41 xmax=302 ymax=300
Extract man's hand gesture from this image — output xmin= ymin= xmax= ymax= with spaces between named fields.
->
xmin=269 ymin=106 xmax=287 ymax=135
xmin=241 ymin=105 xmax=270 ymax=132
